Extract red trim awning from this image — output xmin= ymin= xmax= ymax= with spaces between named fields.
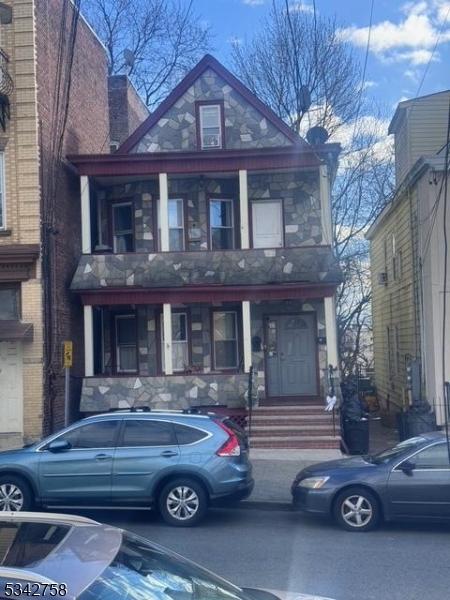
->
xmin=79 ymin=282 xmax=337 ymax=305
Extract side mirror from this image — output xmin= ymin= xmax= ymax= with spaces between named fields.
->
xmin=399 ymin=459 xmax=415 ymax=475
xmin=47 ymin=439 xmax=72 ymax=453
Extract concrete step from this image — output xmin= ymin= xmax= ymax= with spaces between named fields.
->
xmin=250 ymin=436 xmax=341 ymax=449
xmin=250 ymin=425 xmax=335 ymax=437
xmin=250 ymin=415 xmax=334 ymax=426
xmin=252 ymin=406 xmax=326 ymax=416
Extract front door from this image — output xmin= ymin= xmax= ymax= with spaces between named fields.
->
xmin=0 ymin=341 xmax=23 ymax=434
xmin=265 ymin=314 xmax=318 ymax=398
xmin=251 ymin=200 xmax=283 ymax=248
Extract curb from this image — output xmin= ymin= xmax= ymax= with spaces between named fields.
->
xmin=237 ymin=500 xmax=293 ymax=511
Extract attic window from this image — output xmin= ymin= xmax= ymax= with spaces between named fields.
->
xmin=199 ymin=103 xmax=222 ymax=149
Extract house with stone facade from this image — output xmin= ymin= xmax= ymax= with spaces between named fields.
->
xmin=69 ymin=54 xmax=342 ymax=449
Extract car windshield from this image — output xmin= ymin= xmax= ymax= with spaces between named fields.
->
xmin=368 ymin=436 xmax=427 ymax=464
xmin=79 ymin=533 xmax=252 ymax=600
xmin=0 ymin=523 xmax=70 ymax=568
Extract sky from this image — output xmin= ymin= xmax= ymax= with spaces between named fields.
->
xmin=194 ymin=0 xmax=450 ymax=133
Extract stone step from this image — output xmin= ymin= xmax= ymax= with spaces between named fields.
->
xmin=250 ymin=436 xmax=341 ymax=449
xmin=250 ymin=425 xmax=335 ymax=437
xmin=252 ymin=406 xmax=326 ymax=416
xmin=250 ymin=415 xmax=333 ymax=426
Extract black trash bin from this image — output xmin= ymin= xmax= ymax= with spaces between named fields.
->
xmin=343 ymin=418 xmax=370 ymax=455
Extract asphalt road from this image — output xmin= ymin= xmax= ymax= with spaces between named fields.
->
xmin=73 ymin=506 xmax=450 ymax=600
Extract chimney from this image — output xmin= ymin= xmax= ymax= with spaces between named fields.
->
xmin=108 ymin=75 xmax=149 ymax=151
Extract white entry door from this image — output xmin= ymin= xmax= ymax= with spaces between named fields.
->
xmin=0 ymin=341 xmax=23 ymax=433
xmin=252 ymin=200 xmax=283 ymax=248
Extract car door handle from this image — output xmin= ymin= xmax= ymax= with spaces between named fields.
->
xmin=95 ymin=453 xmax=112 ymax=461
xmin=160 ymin=450 xmax=179 ymax=458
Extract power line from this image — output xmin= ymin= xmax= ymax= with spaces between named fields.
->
xmin=416 ymin=5 xmax=450 ymax=97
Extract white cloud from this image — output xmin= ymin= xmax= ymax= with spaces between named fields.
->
xmin=288 ymin=2 xmax=315 ymax=13
xmin=243 ymin=0 xmax=265 ymax=5
xmin=339 ymin=3 xmax=450 ymax=65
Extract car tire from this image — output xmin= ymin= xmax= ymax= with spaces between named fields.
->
xmin=158 ymin=478 xmax=208 ymax=527
xmin=333 ymin=486 xmax=380 ymax=532
xmin=0 ymin=475 xmax=33 ymax=512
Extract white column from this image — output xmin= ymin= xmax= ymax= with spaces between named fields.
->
xmin=324 ymin=295 xmax=339 ymax=370
xmin=320 ymin=164 xmax=333 ymax=245
xmin=84 ymin=305 xmax=94 ymax=376
xmin=159 ymin=173 xmax=169 ymax=251
xmin=80 ymin=175 xmax=91 ymax=254
xmin=239 ymin=169 xmax=249 ymax=249
xmin=163 ymin=303 xmax=173 ymax=375
xmin=242 ymin=300 xmax=252 ymax=373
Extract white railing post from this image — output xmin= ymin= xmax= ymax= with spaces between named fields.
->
xmin=239 ymin=169 xmax=249 ymax=249
xmin=242 ymin=300 xmax=252 ymax=373
xmin=84 ymin=305 xmax=94 ymax=376
xmin=81 ymin=175 xmax=91 ymax=254
xmin=163 ymin=303 xmax=173 ymax=375
xmin=159 ymin=173 xmax=169 ymax=252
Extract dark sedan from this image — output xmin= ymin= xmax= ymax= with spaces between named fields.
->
xmin=292 ymin=432 xmax=450 ymax=531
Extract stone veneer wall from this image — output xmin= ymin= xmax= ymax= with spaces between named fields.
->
xmin=248 ymin=172 xmax=323 ymax=246
xmin=133 ymin=68 xmax=293 ymax=153
xmin=80 ymin=374 xmax=249 ymax=412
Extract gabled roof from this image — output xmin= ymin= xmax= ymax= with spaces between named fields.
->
xmin=118 ymin=54 xmax=307 ymax=154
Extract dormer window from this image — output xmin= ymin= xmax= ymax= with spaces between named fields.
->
xmin=198 ymin=103 xmax=223 ymax=149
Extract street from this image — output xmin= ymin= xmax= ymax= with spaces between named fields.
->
xmin=69 ymin=505 xmax=450 ymax=600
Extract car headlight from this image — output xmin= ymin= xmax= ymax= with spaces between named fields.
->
xmin=297 ymin=476 xmax=330 ymax=489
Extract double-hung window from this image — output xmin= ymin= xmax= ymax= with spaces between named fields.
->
xmin=115 ymin=314 xmax=137 ymax=373
xmin=209 ymin=199 xmax=234 ymax=249
xmin=112 ymin=202 xmax=134 ymax=253
xmin=0 ymin=285 xmax=19 ymax=320
xmin=158 ymin=198 xmax=186 ymax=251
xmin=213 ymin=311 xmax=239 ymax=370
xmin=199 ymin=104 xmax=222 ymax=149
xmin=161 ymin=312 xmax=189 ymax=372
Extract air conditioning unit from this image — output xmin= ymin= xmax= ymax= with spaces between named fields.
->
xmin=203 ymin=134 xmax=220 ymax=148
xmin=377 ymin=272 xmax=388 ymax=285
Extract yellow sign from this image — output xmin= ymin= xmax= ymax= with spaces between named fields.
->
xmin=63 ymin=341 xmax=73 ymax=368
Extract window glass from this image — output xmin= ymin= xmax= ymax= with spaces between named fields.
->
xmin=57 ymin=421 xmax=119 ymax=449
xmin=161 ymin=312 xmax=189 ymax=372
xmin=412 ymin=443 xmax=450 ymax=469
xmin=174 ymin=423 xmax=208 ymax=445
xmin=121 ymin=420 xmax=176 ymax=447
xmin=113 ymin=203 xmax=134 ymax=253
xmin=210 ymin=200 xmax=234 ymax=250
xmin=200 ymin=104 xmax=222 ymax=149
xmin=115 ymin=314 xmax=137 ymax=373
xmin=213 ymin=312 xmax=238 ymax=369
xmin=0 ymin=287 xmax=19 ymax=320
xmin=158 ymin=199 xmax=185 ymax=251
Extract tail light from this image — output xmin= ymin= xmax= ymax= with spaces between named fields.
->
xmin=214 ymin=419 xmax=241 ymax=457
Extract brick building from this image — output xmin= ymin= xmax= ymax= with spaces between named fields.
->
xmin=0 ymin=0 xmax=112 ymax=445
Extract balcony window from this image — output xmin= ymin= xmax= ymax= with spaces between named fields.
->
xmin=0 ymin=285 xmax=19 ymax=320
xmin=114 ymin=314 xmax=137 ymax=373
xmin=112 ymin=202 xmax=134 ymax=253
xmin=199 ymin=104 xmax=222 ymax=149
xmin=213 ymin=311 xmax=238 ymax=370
xmin=158 ymin=198 xmax=186 ymax=251
xmin=161 ymin=311 xmax=189 ymax=372
xmin=209 ymin=198 xmax=234 ymax=250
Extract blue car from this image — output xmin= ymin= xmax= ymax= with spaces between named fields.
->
xmin=0 ymin=409 xmax=253 ymax=526
xmin=292 ymin=432 xmax=450 ymax=531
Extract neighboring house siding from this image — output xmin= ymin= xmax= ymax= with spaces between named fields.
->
xmin=133 ymin=68 xmax=293 ymax=152
xmin=0 ymin=0 xmax=43 ymax=441
xmin=370 ymin=191 xmax=419 ymax=414
xmin=35 ymin=0 xmax=109 ymax=432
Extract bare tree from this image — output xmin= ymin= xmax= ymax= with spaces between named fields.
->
xmin=232 ymin=0 xmax=360 ymax=135
xmin=83 ymin=0 xmax=212 ymax=108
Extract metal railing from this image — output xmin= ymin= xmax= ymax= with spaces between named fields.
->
xmin=0 ymin=49 xmax=13 ymax=97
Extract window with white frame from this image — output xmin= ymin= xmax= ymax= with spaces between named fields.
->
xmin=209 ymin=199 xmax=234 ymax=249
xmin=199 ymin=104 xmax=222 ymax=149
xmin=115 ymin=314 xmax=137 ymax=373
xmin=213 ymin=311 xmax=239 ymax=370
xmin=112 ymin=202 xmax=134 ymax=252
xmin=0 ymin=152 xmax=5 ymax=230
xmin=161 ymin=312 xmax=189 ymax=372
xmin=158 ymin=198 xmax=186 ymax=251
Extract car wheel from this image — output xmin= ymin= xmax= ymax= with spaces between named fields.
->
xmin=158 ymin=478 xmax=208 ymax=527
xmin=0 ymin=476 xmax=32 ymax=512
xmin=333 ymin=486 xmax=380 ymax=532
